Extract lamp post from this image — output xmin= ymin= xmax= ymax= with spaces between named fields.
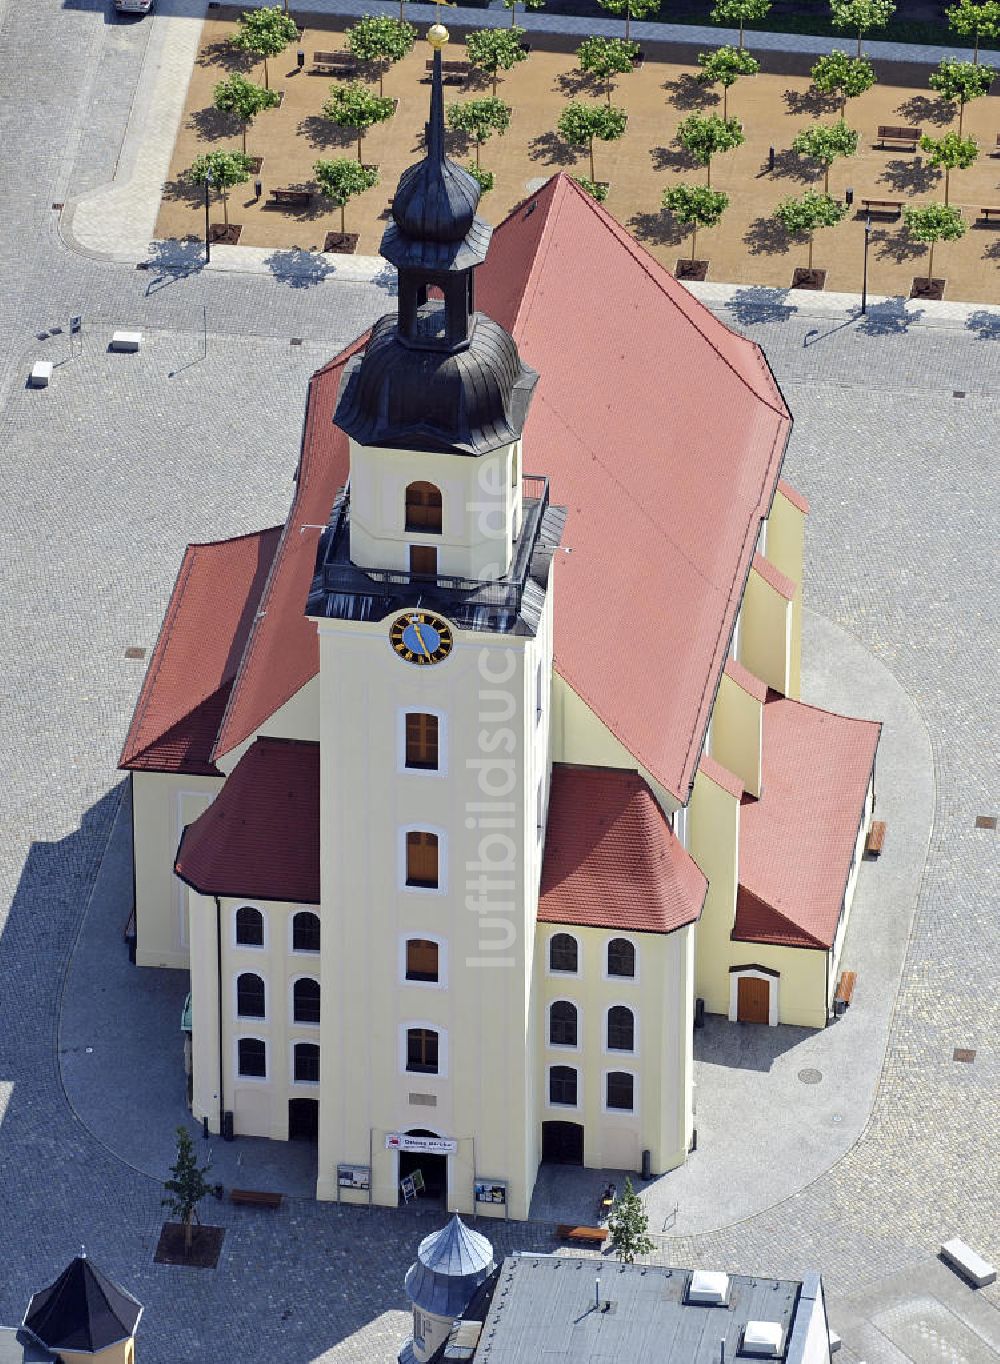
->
xmin=204 ymin=169 xmax=214 ymax=265
xmin=861 ymin=212 xmax=871 ymax=315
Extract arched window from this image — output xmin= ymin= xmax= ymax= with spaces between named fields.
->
xmin=236 ymin=972 xmax=265 ymax=1018
xmin=235 ymin=905 xmax=263 ymax=947
xmin=405 ymin=481 xmax=443 ymax=533
xmin=406 ymin=1027 xmax=439 ymax=1074
xmin=549 ymin=933 xmax=578 ymax=974
xmin=549 ymin=1000 xmax=578 ymax=1047
xmin=406 ymin=831 xmax=439 ymax=888
xmin=606 ymin=1071 xmax=634 ymax=1111
xmin=405 ymin=713 xmax=439 ymax=770
xmin=238 ymin=1037 xmax=266 ymax=1078
xmin=607 ymin=938 xmax=636 ymax=978
xmin=292 ymin=911 xmax=320 ymax=953
xmin=293 ymin=977 xmax=321 ymax=1025
xmin=406 ymin=939 xmax=439 ymax=983
xmin=294 ymin=1042 xmax=320 ymax=1084
xmin=549 ymin=1065 xmax=578 ymax=1106
xmin=607 ymin=1005 xmax=635 ymax=1052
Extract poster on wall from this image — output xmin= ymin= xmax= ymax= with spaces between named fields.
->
xmin=337 ymin=1164 xmax=371 ymax=1191
xmin=474 ymin=1179 xmax=507 ymax=1206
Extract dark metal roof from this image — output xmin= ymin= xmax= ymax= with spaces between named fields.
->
xmin=404 ymin=1215 xmax=495 ymax=1318
xmin=23 ymin=1256 xmax=142 ymax=1355
xmin=334 ymin=311 xmax=538 ymax=458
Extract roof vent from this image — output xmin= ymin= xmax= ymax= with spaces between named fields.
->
xmin=741 ymin=1320 xmax=784 ymax=1357
xmin=688 ymin=1271 xmax=730 ymax=1306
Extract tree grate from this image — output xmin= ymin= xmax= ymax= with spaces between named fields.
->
xmin=974 ymin=815 xmax=996 ymax=830
xmin=125 ymin=647 xmax=147 ymax=660
xmin=953 ymin=1048 xmax=976 ymax=1063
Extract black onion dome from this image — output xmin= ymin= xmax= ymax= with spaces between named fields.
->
xmin=335 ymin=312 xmax=538 ymax=457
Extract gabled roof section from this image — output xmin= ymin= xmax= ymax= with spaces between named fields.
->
xmin=23 ymin=1255 xmax=141 ymax=1355
xmin=539 ymin=764 xmax=706 ymax=935
xmin=119 ymin=527 xmax=281 ymax=776
xmin=735 ymin=695 xmax=881 ymax=950
xmin=175 ymin=738 xmax=320 ymax=904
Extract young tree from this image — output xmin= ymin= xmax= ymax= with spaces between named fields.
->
xmin=919 ymin=130 xmax=978 ymax=203
xmin=573 ymin=176 xmax=610 ymax=200
xmin=502 ymin=0 xmax=544 ymax=26
xmin=791 ymin=119 xmax=859 ymax=193
xmin=696 ymin=45 xmax=759 ymax=119
xmin=230 ymin=6 xmax=299 ymax=90
xmin=675 ymin=112 xmax=745 ymax=185
xmin=928 ymin=57 xmax=995 ymax=133
xmin=465 ymin=27 xmax=528 ymax=99
xmin=709 ymin=0 xmax=772 ymax=50
xmin=663 ymin=183 xmax=729 ymax=259
xmin=212 ymin=73 xmax=281 ymax=155
xmin=322 ymin=83 xmax=395 ymax=162
xmin=314 ymin=158 xmax=380 ymax=236
xmin=557 ymin=101 xmax=628 ymax=183
xmin=829 ymin=0 xmax=896 ymax=58
xmin=596 ymin=0 xmax=661 ymax=43
xmin=447 ymin=98 xmax=512 ymax=168
xmin=903 ymin=202 xmax=966 ymax=283
xmin=345 ymin=16 xmax=417 ymax=98
xmin=466 ymin=164 xmax=496 ymax=193
xmin=186 ymin=150 xmax=254 ymax=228
xmin=162 ymin=1127 xmax=213 ymax=1253
xmin=576 ymin=37 xmax=640 ymax=104
xmin=810 ymin=50 xmax=876 ymax=116
xmin=772 ymin=189 xmax=847 ymax=272
xmin=946 ymin=0 xmax=1000 ymax=63
xmin=607 ymin=1179 xmax=655 ymax=1264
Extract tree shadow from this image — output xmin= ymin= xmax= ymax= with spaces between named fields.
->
xmin=527 ymin=130 xmax=579 ymax=167
xmin=771 ymin=146 xmax=819 ymax=184
xmin=143 ymin=237 xmax=206 ymax=294
xmin=462 ymin=67 xmax=494 ymax=94
xmin=650 ymin=144 xmax=699 ymax=173
xmin=725 ymin=285 xmax=795 ymax=326
xmin=965 ymin=306 xmax=1000 ymax=338
xmin=872 ymin=223 xmax=927 ymax=264
xmin=263 ymin=246 xmax=338 ymax=288
xmin=877 ymin=156 xmax=940 ymax=193
xmin=554 ymin=69 xmax=605 ymax=99
xmin=782 ymin=85 xmax=839 ymax=116
xmin=297 ymin=114 xmax=355 ymax=153
xmin=855 ymin=296 xmax=925 ymax=335
xmin=895 ymin=94 xmax=954 ymax=128
xmin=444 ymin=127 xmax=473 ymax=159
xmin=662 ymin=73 xmax=719 ymax=110
xmin=743 ymin=215 xmax=798 ymax=256
xmin=980 ymin=236 xmax=1000 ymax=261
xmin=196 ymin=37 xmax=255 ymax=74
xmin=188 ymin=106 xmax=240 ymax=143
xmin=626 ymin=208 xmax=688 ymax=247
xmin=160 ymin=174 xmax=205 ymax=209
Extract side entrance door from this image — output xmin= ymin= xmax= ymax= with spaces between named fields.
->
xmin=737 ymin=975 xmax=770 ymax=1024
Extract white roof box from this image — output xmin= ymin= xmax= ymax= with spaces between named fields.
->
xmin=742 ymin=1320 xmax=784 ymax=1357
xmin=688 ymin=1271 xmax=730 ymax=1305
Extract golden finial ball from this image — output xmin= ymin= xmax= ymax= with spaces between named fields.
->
xmin=427 ymin=22 xmax=449 ymax=48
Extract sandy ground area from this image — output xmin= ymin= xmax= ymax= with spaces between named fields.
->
xmin=156 ymin=13 xmax=1000 ymax=301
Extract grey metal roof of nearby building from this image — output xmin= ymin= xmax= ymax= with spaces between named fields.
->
xmin=474 ymin=1257 xmax=806 ymax=1364
xmin=22 ymin=1255 xmax=142 ymax=1355
xmin=0 ymin=1329 xmax=56 ymax=1364
xmin=404 ymin=1215 xmax=496 ymax=1318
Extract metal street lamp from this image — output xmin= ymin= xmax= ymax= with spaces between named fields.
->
xmin=861 ymin=213 xmax=871 ymax=315
xmin=204 ymin=169 xmax=214 ymax=265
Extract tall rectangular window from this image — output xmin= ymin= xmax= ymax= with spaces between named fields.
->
xmin=406 ymin=713 xmax=439 ymax=771
xmin=406 ymin=832 xmax=439 ymax=889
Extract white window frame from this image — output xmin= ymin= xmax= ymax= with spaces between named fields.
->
xmin=602 ymin=1067 xmax=638 ymax=1116
xmin=672 ymin=804 xmax=689 ymax=851
xmin=546 ymin=930 xmax=581 ymax=977
xmin=232 ymin=903 xmax=268 ymax=951
xmin=547 ymin=997 xmax=581 ymax=1053
xmin=603 ymin=1003 xmax=639 ymax=1058
xmin=399 ymin=1022 xmax=448 ymax=1079
xmin=233 ymin=969 xmax=268 ymax=1023
xmin=535 ymin=659 xmax=544 ymax=723
xmin=396 ymin=707 xmax=448 ymax=778
xmin=289 ymin=974 xmax=321 ymax=1029
xmin=234 ymin=1035 xmax=268 ymax=1083
xmin=603 ymin=935 xmax=639 ymax=985
xmin=290 ymin=1040 xmax=321 ymax=1087
xmin=728 ymin=966 xmax=780 ymax=1026
xmin=399 ymin=824 xmax=448 ymax=896
xmin=399 ymin=933 xmax=448 ymax=990
xmin=289 ymin=910 xmax=321 ymax=956
xmin=546 ymin=1062 xmax=581 ymax=1110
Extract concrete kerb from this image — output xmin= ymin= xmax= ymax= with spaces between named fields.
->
xmin=688 ymin=282 xmax=1000 ymax=333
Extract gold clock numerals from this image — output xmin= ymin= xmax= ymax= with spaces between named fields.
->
xmin=389 ymin=611 xmax=454 ymax=665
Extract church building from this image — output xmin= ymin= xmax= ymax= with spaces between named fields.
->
xmin=119 ymin=27 xmax=880 ymax=1220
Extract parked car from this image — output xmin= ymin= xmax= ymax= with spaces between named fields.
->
xmin=115 ymin=0 xmax=154 ymax=14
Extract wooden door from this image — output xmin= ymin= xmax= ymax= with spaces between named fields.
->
xmin=409 ymin=544 xmax=437 ymax=578
xmin=737 ymin=975 xmax=770 ymax=1024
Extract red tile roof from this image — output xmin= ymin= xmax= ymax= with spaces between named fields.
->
xmin=752 ymin=551 xmax=796 ymax=602
xmin=539 ymin=764 xmax=706 ymax=935
xmin=734 ymin=695 xmax=881 ymax=950
xmin=699 ymin=754 xmax=744 ymax=800
xmin=724 ymin=658 xmax=767 ymax=703
xmin=174 ymin=738 xmax=320 ymax=903
xmin=210 ymin=176 xmax=790 ymax=803
xmin=119 ymin=528 xmax=281 ymax=775
xmin=777 ymin=478 xmax=810 ymax=515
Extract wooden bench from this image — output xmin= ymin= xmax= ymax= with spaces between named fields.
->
xmin=312 ymin=50 xmax=357 ymax=75
xmin=555 ymin=1224 xmax=606 ymax=1244
xmin=992 ymin=132 xmax=1000 ymax=156
xmin=268 ymin=189 xmax=312 ymax=208
xmin=230 ymin=1188 xmax=282 ymax=1209
xmin=833 ymin=970 xmax=857 ymax=1015
xmin=866 ymin=819 xmax=887 ymax=856
xmin=860 ymin=198 xmax=902 ymax=220
xmin=425 ymin=57 xmax=471 ymax=84
xmin=978 ymin=206 xmax=1000 ymax=223
xmin=876 ymin=125 xmax=922 ymax=151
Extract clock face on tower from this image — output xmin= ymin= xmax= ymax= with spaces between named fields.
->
xmin=390 ymin=611 xmax=454 ymax=665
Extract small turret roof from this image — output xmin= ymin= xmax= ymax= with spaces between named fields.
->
xmin=404 ymin=1215 xmax=495 ymax=1318
xmin=23 ymin=1255 xmax=142 ymax=1355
